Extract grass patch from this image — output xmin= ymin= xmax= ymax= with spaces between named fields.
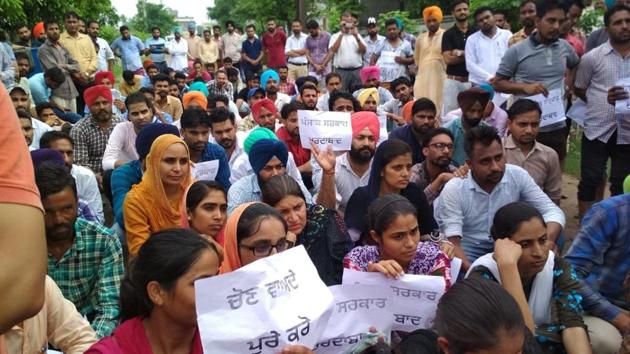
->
xmin=565 ymin=133 xmax=581 ymax=179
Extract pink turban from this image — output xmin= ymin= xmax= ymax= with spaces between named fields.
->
xmin=95 ymin=71 xmax=115 ymax=86
xmin=84 ymin=85 xmax=113 ymax=107
xmin=351 ymin=111 xmax=380 ymax=142
xmin=423 ymin=6 xmax=444 ymax=23
xmin=252 ymin=98 xmax=278 ymax=123
xmin=360 ymin=66 xmax=381 ymax=84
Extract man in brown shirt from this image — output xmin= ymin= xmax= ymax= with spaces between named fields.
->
xmin=504 ymin=98 xmax=562 ymax=204
xmin=152 ymin=73 xmax=183 ymax=121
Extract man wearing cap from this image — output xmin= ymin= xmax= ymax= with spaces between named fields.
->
xmin=353 ymin=66 xmax=394 ymax=105
xmin=70 ymin=85 xmax=123 ymax=176
xmin=227 ymin=138 xmax=313 ymax=214
xmin=38 ymin=19 xmax=80 ymax=114
xmin=237 ymin=87 xmax=267 ymax=132
xmin=8 ymin=83 xmax=52 ymax=150
xmin=312 ymin=111 xmax=380 ymax=213
xmin=261 ymin=69 xmax=291 ymax=111
xmin=167 ymin=28 xmax=189 ymax=72
xmin=184 ymin=23 xmax=202 ymax=68
xmin=237 ymin=73 xmax=261 ymax=105
xmin=363 ymin=17 xmax=385 ymax=67
xmin=414 ymin=6 xmax=446 ymax=115
xmin=444 ymin=88 xmax=491 ymax=166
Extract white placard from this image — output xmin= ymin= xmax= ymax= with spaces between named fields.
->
xmin=343 ymin=269 xmax=446 ymax=332
xmin=377 ymin=114 xmax=388 ymax=146
xmin=566 ymin=99 xmax=586 ymax=128
xmin=191 ymin=159 xmax=219 ymax=181
xmin=450 ymin=257 xmax=462 ymax=284
xmin=196 ymin=246 xmax=334 ymax=354
xmin=298 ymin=110 xmax=352 ymax=151
xmin=314 ymin=284 xmax=393 ymax=353
xmin=525 ymin=88 xmax=566 ymax=127
xmin=377 ymin=51 xmax=399 ymax=82
xmin=342 ymin=269 xmax=446 ymax=332
xmin=615 ymin=78 xmax=630 ymax=114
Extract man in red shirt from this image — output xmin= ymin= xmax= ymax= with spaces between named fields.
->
xmin=262 ymin=19 xmax=287 ymax=69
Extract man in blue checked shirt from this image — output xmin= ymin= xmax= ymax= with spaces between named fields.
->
xmin=565 ymin=193 xmax=630 ymax=354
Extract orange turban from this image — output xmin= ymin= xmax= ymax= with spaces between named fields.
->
xmin=252 ymin=98 xmax=277 ymax=123
xmin=402 ymin=100 xmax=415 ymax=123
xmin=423 ymin=6 xmax=444 ymax=23
xmin=84 ymin=85 xmax=112 ymax=107
xmin=182 ymin=91 xmax=208 ymax=109
xmin=351 ymin=111 xmax=380 ymax=141
xmin=33 ymin=22 xmax=44 ymax=39
xmin=143 ymin=58 xmax=154 ymax=69
xmin=95 ymin=71 xmax=115 ymax=86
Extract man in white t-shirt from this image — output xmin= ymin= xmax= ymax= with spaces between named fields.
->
xmin=328 ymin=12 xmax=366 ymax=92
xmin=465 ymin=7 xmax=511 ymax=85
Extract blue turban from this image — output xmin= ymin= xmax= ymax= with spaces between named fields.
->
xmin=135 ymin=123 xmax=180 ymax=160
xmin=261 ymin=69 xmax=280 ymax=90
xmin=31 ymin=149 xmax=65 ymax=168
xmin=477 ymin=83 xmax=495 ymax=100
xmin=189 ymin=81 xmax=209 ymax=97
xmin=248 ymin=139 xmax=288 ymax=176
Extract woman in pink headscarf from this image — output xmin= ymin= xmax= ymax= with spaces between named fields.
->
xmin=413 ymin=6 xmax=446 ymax=117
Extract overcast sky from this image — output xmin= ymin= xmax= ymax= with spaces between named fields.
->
xmin=111 ymin=0 xmax=215 ymax=24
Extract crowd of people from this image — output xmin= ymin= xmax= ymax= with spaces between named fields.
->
xmin=1 ymin=0 xmax=630 ymax=353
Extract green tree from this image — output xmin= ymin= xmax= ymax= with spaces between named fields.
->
xmin=130 ymin=0 xmax=177 ymax=35
xmin=1 ymin=0 xmax=118 ymax=28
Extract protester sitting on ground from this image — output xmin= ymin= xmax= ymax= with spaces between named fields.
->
xmin=328 ymin=90 xmax=361 ymax=113
xmin=389 ymin=97 xmax=439 ymax=165
xmin=17 ymin=109 xmax=34 ymax=149
xmin=410 ymin=128 xmax=465 ymax=204
xmin=442 ymin=83 xmax=508 ymax=137
xmin=139 ymin=86 xmax=173 ymax=123
xmin=220 ymin=202 xmax=290 ymax=273
xmin=353 ymin=66 xmax=394 ymax=104
xmin=397 ymin=278 xmax=543 ymax=354
xmin=111 ymin=123 xmax=180 ymax=231
xmin=311 ymin=111 xmax=380 ymax=214
xmin=261 ymin=175 xmax=353 ymax=285
xmin=34 ymin=162 xmax=123 ymax=338
xmin=357 ymin=87 xmax=379 ymax=113
xmin=8 ymin=83 xmax=52 ymax=150
xmin=39 ymin=131 xmax=104 ymax=223
xmin=86 ymin=229 xmax=220 ymax=354
xmin=5 ymin=275 xmax=98 ymax=353
xmin=466 ymin=202 xmax=590 ymax=353
xmin=124 ymin=134 xmax=193 ymax=256
xmin=276 ymin=102 xmax=312 ymax=183
xmin=434 ymin=125 xmax=565 ymax=271
xmin=565 ymin=193 xmax=630 ymax=354
xmin=102 ymin=92 xmax=153 ymax=171
xmin=182 ymin=91 xmax=208 ymax=110
xmin=345 ymin=139 xmax=437 ymax=243
xmin=185 ymin=180 xmax=228 ymax=242
xmin=344 ymin=194 xmax=452 ymax=289
xmin=35 ymin=102 xmax=72 ymax=132
xmin=93 ymin=71 xmax=126 ymax=116
xmin=316 ymin=72 xmax=343 ymax=111
xmin=251 ymin=98 xmax=278 ymax=131
xmin=228 ymin=137 xmax=314 ymax=211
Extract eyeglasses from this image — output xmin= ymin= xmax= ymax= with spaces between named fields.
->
xmin=238 ymin=238 xmax=294 ymax=257
xmin=429 ymin=143 xmax=454 ymax=151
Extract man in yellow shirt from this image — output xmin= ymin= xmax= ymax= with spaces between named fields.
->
xmin=59 ymin=11 xmax=97 ymax=115
xmin=120 ymin=71 xmax=143 ymax=97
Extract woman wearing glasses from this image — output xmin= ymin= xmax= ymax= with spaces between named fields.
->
xmin=219 ymin=202 xmax=293 ymax=273
xmin=409 ymin=128 xmax=467 ymax=205
xmin=261 ymin=175 xmax=353 ymax=286
xmin=344 ymin=194 xmax=451 ymax=288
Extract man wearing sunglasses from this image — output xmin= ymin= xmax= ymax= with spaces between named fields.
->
xmin=410 ymin=128 xmax=467 ymax=205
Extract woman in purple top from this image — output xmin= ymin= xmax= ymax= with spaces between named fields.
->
xmin=343 ymin=194 xmax=452 ymax=289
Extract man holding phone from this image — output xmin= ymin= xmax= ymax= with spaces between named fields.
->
xmin=328 ymin=12 xmax=367 ymax=92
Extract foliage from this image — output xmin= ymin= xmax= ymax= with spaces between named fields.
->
xmin=207 ymin=0 xmax=363 ymax=32
xmin=0 ymin=0 xmax=118 ymax=28
xmin=129 ymin=0 xmax=177 ymax=35
xmin=99 ymin=25 xmax=120 ymax=43
xmin=404 ymin=0 xmax=452 ymax=19
xmin=577 ymin=8 xmax=604 ymax=36
xmin=377 ymin=10 xmax=421 ymax=34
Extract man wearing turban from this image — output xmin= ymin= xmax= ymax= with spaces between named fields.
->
xmin=182 ymin=91 xmax=208 ymax=110
xmin=251 ymin=98 xmax=278 ymax=131
xmin=227 ymin=139 xmax=313 ymax=214
xmin=444 ymin=88 xmax=491 ymax=166
xmin=413 ymin=6 xmax=446 ymax=117
xmin=260 ymin=69 xmax=291 ymax=111
xmin=70 ymin=85 xmax=123 ymax=175
xmin=353 ymin=66 xmax=394 ymax=105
